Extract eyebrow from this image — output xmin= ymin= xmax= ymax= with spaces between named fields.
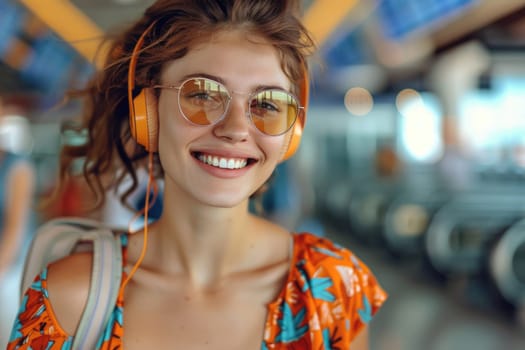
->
xmin=175 ymin=72 xmax=290 ymax=92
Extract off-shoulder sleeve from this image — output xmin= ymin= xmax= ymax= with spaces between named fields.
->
xmin=333 ymin=245 xmax=388 ymax=338
xmin=297 ymin=233 xmax=388 ymax=344
xmin=6 ymin=269 xmax=72 ymax=350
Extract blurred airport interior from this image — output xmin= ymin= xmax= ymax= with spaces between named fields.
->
xmin=1 ymin=0 xmax=525 ymax=349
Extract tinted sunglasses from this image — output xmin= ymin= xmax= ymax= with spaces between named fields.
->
xmin=153 ymin=77 xmax=302 ymax=136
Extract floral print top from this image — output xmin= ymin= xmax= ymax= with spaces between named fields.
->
xmin=7 ymin=232 xmax=387 ymax=349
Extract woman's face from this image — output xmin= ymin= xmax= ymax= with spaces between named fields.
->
xmin=156 ymin=30 xmax=291 ymax=208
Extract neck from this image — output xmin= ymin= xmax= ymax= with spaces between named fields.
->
xmin=136 ymin=184 xmax=258 ymax=290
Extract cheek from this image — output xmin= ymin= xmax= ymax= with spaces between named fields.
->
xmin=156 ymin=109 xmax=185 ymax=164
xmin=157 ymin=95 xmax=186 ymax=143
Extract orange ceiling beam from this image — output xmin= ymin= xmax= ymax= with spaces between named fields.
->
xmin=17 ymin=0 xmax=107 ymax=68
xmin=19 ymin=0 xmax=359 ymax=69
xmin=303 ymin=0 xmax=360 ymax=46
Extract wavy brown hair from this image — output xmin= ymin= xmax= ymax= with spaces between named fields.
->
xmin=59 ymin=0 xmax=316 ymax=211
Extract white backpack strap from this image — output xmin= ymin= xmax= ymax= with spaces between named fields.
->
xmin=72 ymin=229 xmax=122 ymax=350
xmin=20 ymin=217 xmax=123 ymax=350
xmin=20 ymin=217 xmax=100 ymax=295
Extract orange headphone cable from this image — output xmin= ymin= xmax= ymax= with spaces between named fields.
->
xmin=121 ymin=150 xmax=156 ymax=290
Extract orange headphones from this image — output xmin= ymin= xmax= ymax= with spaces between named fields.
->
xmin=127 ymin=22 xmax=309 ymax=161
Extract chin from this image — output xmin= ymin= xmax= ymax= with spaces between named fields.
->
xmin=194 ymin=189 xmax=250 ymax=209
xmin=202 ymin=197 xmax=248 ymax=209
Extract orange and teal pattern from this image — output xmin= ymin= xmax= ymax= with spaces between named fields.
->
xmin=262 ymin=234 xmax=387 ymax=349
xmin=7 ymin=233 xmax=387 ymax=349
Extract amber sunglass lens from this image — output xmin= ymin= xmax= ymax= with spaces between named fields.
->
xmin=250 ymin=90 xmax=298 ymax=135
xmin=179 ymin=78 xmax=229 ymax=125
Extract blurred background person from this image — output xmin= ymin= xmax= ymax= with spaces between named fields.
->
xmin=0 ymin=98 xmax=36 ymax=348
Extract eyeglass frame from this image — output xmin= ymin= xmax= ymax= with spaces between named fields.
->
xmin=151 ymin=76 xmax=304 ymax=136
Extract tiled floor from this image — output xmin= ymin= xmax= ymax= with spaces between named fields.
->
xmin=325 ymin=227 xmax=525 ymax=350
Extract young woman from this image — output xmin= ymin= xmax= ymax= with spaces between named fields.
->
xmin=7 ymin=1 xmax=386 ymax=349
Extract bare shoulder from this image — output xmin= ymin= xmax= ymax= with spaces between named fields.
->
xmin=250 ymin=214 xmax=290 ymax=236
xmin=47 ymin=252 xmax=93 ymax=335
xmin=248 ymin=215 xmax=292 ymax=265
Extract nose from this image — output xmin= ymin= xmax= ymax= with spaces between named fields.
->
xmin=212 ymin=97 xmax=250 ymax=142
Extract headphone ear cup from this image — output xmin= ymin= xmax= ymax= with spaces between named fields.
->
xmin=281 ymin=112 xmax=304 ymax=161
xmin=131 ymin=88 xmax=158 ymax=152
xmin=281 ymin=68 xmax=309 ymax=161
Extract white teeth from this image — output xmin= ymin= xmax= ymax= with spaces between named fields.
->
xmin=198 ymin=154 xmax=248 ymax=169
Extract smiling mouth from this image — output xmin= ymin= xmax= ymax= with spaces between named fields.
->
xmin=193 ymin=152 xmax=255 ymax=169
